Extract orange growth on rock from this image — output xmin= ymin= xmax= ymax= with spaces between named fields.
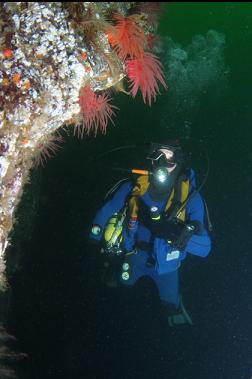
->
xmin=126 ymin=52 xmax=167 ymax=106
xmin=22 ymin=138 xmax=29 ymax=145
xmin=3 ymin=48 xmax=13 ymax=58
xmin=2 ymin=78 xmax=9 ymax=86
xmin=80 ymin=51 xmax=88 ymax=60
xmin=77 ymin=85 xmax=118 ymax=137
xmin=107 ymin=14 xmax=146 ymax=61
xmin=13 ymin=73 xmax=21 ymax=84
xmin=34 ymin=136 xmax=64 ymax=168
xmin=24 ymin=80 xmax=31 ymax=90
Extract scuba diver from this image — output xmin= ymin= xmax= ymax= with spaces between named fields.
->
xmin=89 ymin=140 xmax=212 ymax=327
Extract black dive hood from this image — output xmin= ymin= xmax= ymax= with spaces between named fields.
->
xmin=146 ymin=141 xmax=185 ymax=169
xmin=146 ymin=141 xmax=185 ymax=199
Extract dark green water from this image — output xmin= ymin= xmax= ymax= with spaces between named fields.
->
xmin=6 ymin=3 xmax=252 ymax=379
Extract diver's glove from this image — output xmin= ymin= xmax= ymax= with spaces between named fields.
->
xmin=173 ymin=221 xmax=202 ymax=250
xmin=152 ymin=218 xmax=203 ymax=250
xmin=150 ymin=218 xmax=185 ymax=240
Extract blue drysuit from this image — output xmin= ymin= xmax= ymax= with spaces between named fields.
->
xmin=90 ymin=170 xmax=211 ymax=308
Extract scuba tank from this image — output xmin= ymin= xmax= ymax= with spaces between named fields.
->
xmin=102 ymin=208 xmax=127 ymax=256
xmin=101 ymin=209 xmax=133 ymax=286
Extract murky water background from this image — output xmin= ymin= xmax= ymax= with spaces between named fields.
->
xmin=7 ymin=3 xmax=252 ymax=379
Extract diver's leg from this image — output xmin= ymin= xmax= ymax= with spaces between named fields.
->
xmin=155 ymin=270 xmax=193 ymax=326
xmin=155 ymin=269 xmax=180 ymax=307
xmin=100 ymin=257 xmax=119 ymax=288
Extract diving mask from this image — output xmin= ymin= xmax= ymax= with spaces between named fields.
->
xmin=147 ymin=147 xmax=177 ymax=171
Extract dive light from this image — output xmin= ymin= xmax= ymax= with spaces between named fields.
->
xmin=131 ymin=167 xmax=171 ymax=185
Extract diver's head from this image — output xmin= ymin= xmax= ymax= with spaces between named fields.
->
xmin=147 ymin=141 xmax=184 ymax=199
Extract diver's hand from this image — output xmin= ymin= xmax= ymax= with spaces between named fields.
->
xmin=163 ymin=220 xmax=202 ymax=249
xmin=172 ymin=222 xmax=198 ymax=250
xmin=185 ymin=220 xmax=203 ymax=235
xmin=150 ymin=218 xmax=185 ymax=240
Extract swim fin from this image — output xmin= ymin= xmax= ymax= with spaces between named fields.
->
xmin=168 ymin=296 xmax=193 ymax=327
